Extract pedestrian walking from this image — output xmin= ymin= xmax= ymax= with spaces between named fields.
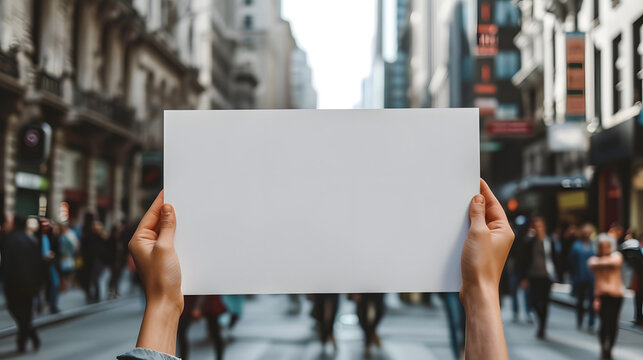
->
xmin=2 ymin=216 xmax=43 ymax=353
xmin=607 ymin=224 xmax=624 ymax=245
xmin=440 ymin=292 xmax=465 ymax=359
xmin=59 ymin=221 xmax=79 ymax=291
xmin=507 ymin=224 xmax=533 ymax=322
xmin=310 ymin=293 xmax=339 ymax=351
xmin=177 ymin=295 xmax=227 ymax=360
xmin=38 ymin=217 xmax=61 ymax=313
xmin=589 ymin=233 xmax=625 ymax=360
xmin=80 ymin=213 xmax=105 ymax=303
xmin=518 ymin=216 xmax=558 ymax=339
xmin=107 ymin=221 xmax=129 ymax=299
xmin=569 ymin=222 xmax=596 ymax=330
xmin=353 ymin=293 xmax=385 ymax=357
xmin=0 ymin=212 xmax=11 ymax=287
xmin=222 ymin=294 xmax=244 ymax=330
xmin=619 ymin=238 xmax=643 ymax=327
xmin=560 ymin=223 xmax=580 ymax=282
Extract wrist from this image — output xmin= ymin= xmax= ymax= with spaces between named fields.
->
xmin=137 ymin=298 xmax=182 ymax=355
xmin=460 ymin=280 xmax=499 ymax=308
xmin=146 ymin=297 xmax=183 ymax=319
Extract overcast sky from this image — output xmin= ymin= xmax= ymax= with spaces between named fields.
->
xmin=282 ymin=0 xmax=377 ymax=109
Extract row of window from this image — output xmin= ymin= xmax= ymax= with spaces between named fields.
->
xmin=244 ymin=0 xmax=253 ymax=29
xmin=607 ymin=15 xmax=643 ymax=117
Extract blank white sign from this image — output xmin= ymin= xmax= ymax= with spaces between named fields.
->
xmin=164 ymin=109 xmax=479 ymax=294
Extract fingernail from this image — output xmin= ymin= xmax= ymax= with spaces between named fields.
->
xmin=162 ymin=204 xmax=173 ymax=216
xmin=474 ymin=194 xmax=484 ymax=204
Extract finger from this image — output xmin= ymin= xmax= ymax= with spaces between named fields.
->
xmin=468 ymin=194 xmax=487 ymax=232
xmin=157 ymin=203 xmax=176 ymax=248
xmin=480 ymin=179 xmax=508 ymax=223
xmin=137 ymin=190 xmax=164 ymax=231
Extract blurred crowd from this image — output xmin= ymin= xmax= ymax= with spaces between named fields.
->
xmin=1 ymin=209 xmax=642 ymax=359
xmin=0 ymin=212 xmax=137 ymax=353
xmin=502 ymin=217 xmax=643 ymax=359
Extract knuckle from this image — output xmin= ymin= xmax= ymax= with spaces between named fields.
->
xmin=470 ymin=223 xmax=488 ymax=234
xmin=128 ymin=239 xmax=136 ymax=253
xmin=507 ymin=230 xmax=515 ymax=242
xmin=160 ymin=217 xmax=175 ymax=228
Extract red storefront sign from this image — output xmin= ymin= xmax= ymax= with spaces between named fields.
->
xmin=485 ymin=121 xmax=534 ymax=136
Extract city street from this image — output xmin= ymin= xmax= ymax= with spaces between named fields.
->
xmin=0 ymin=294 xmax=641 ymax=360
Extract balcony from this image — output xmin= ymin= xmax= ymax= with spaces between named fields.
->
xmin=0 ymin=50 xmax=19 ymax=78
xmin=73 ymin=87 xmax=136 ymax=130
xmin=36 ymin=70 xmax=63 ymax=97
xmin=0 ymin=49 xmax=24 ymax=96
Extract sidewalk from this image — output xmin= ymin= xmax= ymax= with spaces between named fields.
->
xmin=0 ymin=270 xmax=139 ymax=339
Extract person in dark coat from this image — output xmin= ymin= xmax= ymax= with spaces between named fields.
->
xmin=79 ymin=213 xmax=104 ymax=303
xmin=310 ymin=294 xmax=339 ymax=351
xmin=177 ymin=295 xmax=227 ymax=359
xmin=107 ymin=221 xmax=128 ymax=299
xmin=2 ymin=216 xmax=43 ymax=352
xmin=518 ymin=216 xmax=559 ymax=339
xmin=354 ymin=293 xmax=386 ymax=357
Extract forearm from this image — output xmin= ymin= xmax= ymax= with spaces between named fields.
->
xmin=136 ymin=301 xmax=181 ymax=356
xmin=462 ymin=284 xmax=509 ymax=360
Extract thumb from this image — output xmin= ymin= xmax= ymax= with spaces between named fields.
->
xmin=157 ymin=203 xmax=176 ymax=248
xmin=469 ymin=194 xmax=487 ymax=232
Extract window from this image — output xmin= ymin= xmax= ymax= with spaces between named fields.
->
xmin=243 ymin=15 xmax=253 ymax=30
xmin=633 ymin=16 xmax=643 ymax=104
xmin=494 ymin=51 xmax=520 ymax=79
xmin=594 ymin=46 xmax=602 ymax=123
xmin=613 ymin=34 xmax=622 ymax=114
xmin=494 ymin=1 xmax=520 ymax=27
xmin=593 ymin=0 xmax=599 ymax=22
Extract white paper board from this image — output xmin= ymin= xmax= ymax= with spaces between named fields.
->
xmin=164 ymin=109 xmax=479 ymax=294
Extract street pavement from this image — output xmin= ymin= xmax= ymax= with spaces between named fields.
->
xmin=0 ymin=292 xmax=641 ymax=360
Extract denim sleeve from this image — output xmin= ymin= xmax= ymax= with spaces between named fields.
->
xmin=117 ymin=348 xmax=181 ymax=360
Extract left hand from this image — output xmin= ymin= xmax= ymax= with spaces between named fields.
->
xmin=128 ymin=191 xmax=183 ymax=315
xmin=460 ymin=179 xmax=515 ymax=304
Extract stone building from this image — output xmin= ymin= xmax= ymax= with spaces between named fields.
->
xmin=234 ymin=0 xmax=298 ymax=109
xmin=289 ymin=48 xmax=317 ymax=109
xmin=513 ymin=0 xmax=643 ymax=230
xmin=0 ymin=0 xmax=254 ymax=225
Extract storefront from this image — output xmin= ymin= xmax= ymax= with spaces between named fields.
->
xmin=589 ymin=116 xmax=643 ymax=231
xmin=499 ymin=175 xmax=589 ymax=231
xmin=14 ymin=171 xmax=49 ymax=217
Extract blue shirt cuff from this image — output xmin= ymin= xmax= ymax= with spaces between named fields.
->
xmin=118 ymin=348 xmax=181 ymax=360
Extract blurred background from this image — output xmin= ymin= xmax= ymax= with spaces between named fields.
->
xmin=0 ymin=0 xmax=642 ymax=359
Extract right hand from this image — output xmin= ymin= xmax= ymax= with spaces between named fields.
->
xmin=460 ymin=179 xmax=514 ymax=303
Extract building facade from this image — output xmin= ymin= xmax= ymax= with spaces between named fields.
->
xmin=0 ymin=0 xmax=255 ymax=225
xmin=290 ymin=48 xmax=317 ymax=109
xmin=384 ymin=0 xmax=410 ymax=109
xmin=235 ymin=0 xmax=308 ymax=109
xmin=514 ymin=0 xmax=643 ymax=231
xmin=581 ymin=0 xmax=643 ymax=231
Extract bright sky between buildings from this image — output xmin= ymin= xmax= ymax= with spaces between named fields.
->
xmin=282 ymin=0 xmax=377 ymax=109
